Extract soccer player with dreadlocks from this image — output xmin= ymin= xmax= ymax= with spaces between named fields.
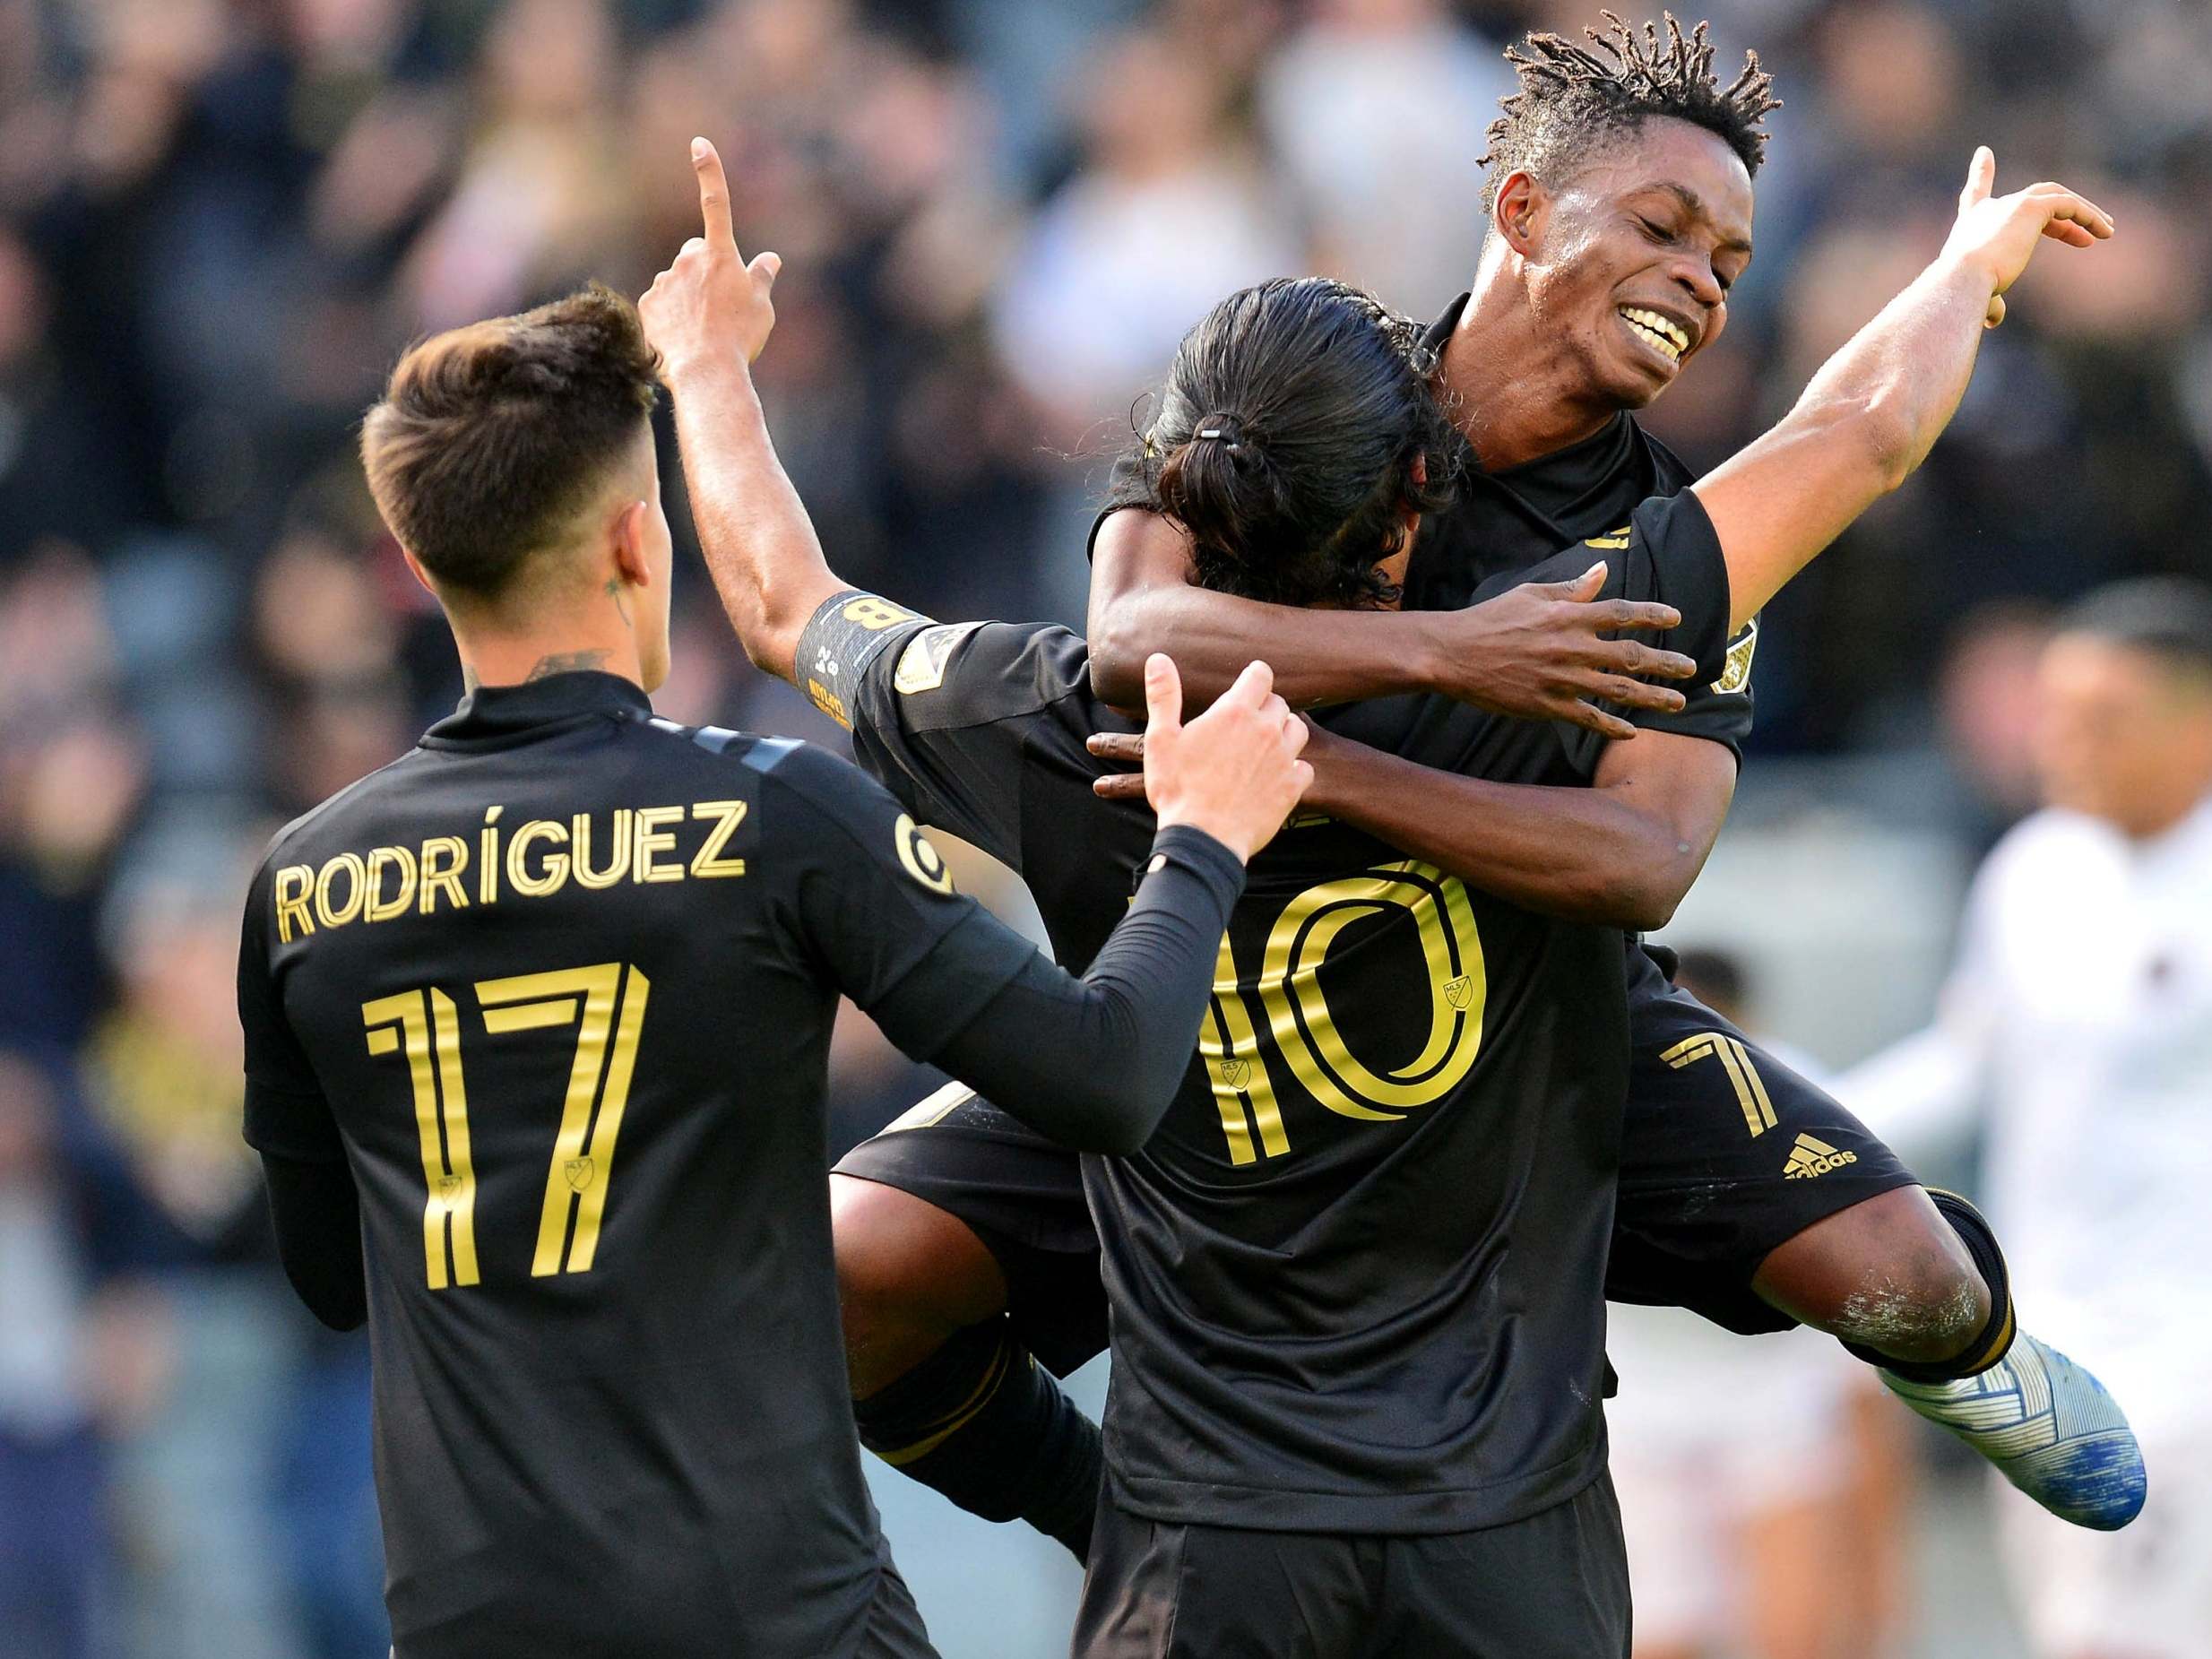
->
xmin=822 ymin=7 xmax=2147 ymax=1600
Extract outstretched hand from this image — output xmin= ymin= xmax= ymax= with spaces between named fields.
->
xmin=638 ymin=137 xmax=782 ymax=379
xmin=1941 ymin=146 xmax=2113 ymax=328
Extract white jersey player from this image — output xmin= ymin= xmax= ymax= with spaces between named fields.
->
xmin=1846 ymin=576 xmax=2212 ymax=1659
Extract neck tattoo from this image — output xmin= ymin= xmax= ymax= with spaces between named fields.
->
xmin=522 ymin=648 xmax=613 ymax=682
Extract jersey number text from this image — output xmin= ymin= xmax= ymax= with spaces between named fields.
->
xmin=362 ymin=962 xmax=651 ymax=1289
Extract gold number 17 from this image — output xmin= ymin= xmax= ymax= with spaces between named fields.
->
xmin=362 ymin=961 xmax=650 ymax=1290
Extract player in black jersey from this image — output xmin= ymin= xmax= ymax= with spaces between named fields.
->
xmin=833 ymin=12 xmax=2147 ymax=1581
xmin=640 ymin=119 xmax=2115 ymax=1649
xmin=233 ymin=280 xmax=1314 ymax=1658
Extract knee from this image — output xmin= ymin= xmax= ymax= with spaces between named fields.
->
xmin=832 ymin=1176 xmax=1007 ymax=1392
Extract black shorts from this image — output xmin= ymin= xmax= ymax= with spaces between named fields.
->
xmin=1069 ymin=1477 xmax=1629 ymax=1659
xmin=832 ymin=963 xmax=1919 ymax=1371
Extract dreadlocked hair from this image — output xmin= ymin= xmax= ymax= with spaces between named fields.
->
xmin=1481 ymin=12 xmax=1781 ymax=212
xmin=1118 ymin=277 xmax=1458 ymax=612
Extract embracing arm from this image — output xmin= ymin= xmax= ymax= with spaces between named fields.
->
xmin=641 ymin=138 xmax=841 ymax=684
xmin=1090 ymin=510 xmax=1697 ymax=739
xmin=1296 ymin=723 xmax=1732 ymax=929
xmin=1698 ymin=150 xmax=2111 ymax=634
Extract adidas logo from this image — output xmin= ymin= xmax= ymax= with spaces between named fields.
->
xmin=1784 ymin=1133 xmax=1859 ymax=1179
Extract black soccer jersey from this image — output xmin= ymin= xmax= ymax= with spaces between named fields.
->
xmin=796 ymin=492 xmax=1732 ymax=1534
xmin=1408 ymin=290 xmax=1757 ymax=759
xmin=234 ymin=671 xmax=1240 ymax=1659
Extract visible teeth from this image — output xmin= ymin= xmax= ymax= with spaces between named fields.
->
xmin=1620 ymin=307 xmax=1685 ymax=361
xmin=1624 ymin=307 xmax=1689 ymax=350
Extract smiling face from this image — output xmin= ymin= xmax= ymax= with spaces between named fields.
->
xmin=1513 ymin=117 xmax=1756 ymax=410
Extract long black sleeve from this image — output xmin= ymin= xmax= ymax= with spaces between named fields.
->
xmin=261 ymin=1153 xmax=367 ymax=1331
xmin=928 ymin=825 xmax=1244 ymax=1154
xmin=768 ymin=738 xmax=1249 ymax=1154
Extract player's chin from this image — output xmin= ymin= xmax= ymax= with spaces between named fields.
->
xmin=1613 ymin=339 xmax=1687 ymax=406
xmin=1597 ymin=357 xmax=1671 ymax=411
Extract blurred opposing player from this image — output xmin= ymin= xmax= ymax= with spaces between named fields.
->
xmin=233 ymin=285 xmax=1310 ymax=1658
xmin=1847 ymin=577 xmax=2212 ymax=1659
xmin=1608 ymin=948 xmax=1908 ymax=1659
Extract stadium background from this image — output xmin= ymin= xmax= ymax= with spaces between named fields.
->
xmin=0 ymin=0 xmax=2206 ymax=1654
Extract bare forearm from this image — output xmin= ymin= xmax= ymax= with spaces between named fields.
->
xmin=1088 ymin=511 xmax=1443 ymax=710
xmin=1307 ymin=742 xmax=1700 ymax=929
xmin=1802 ymin=254 xmax=1992 ymax=483
xmin=665 ymin=363 xmax=842 ymax=683
xmin=1090 ymin=575 xmax=1441 ymax=711
xmin=1696 ymin=256 xmax=2000 ymax=634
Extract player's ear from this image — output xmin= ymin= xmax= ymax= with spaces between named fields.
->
xmin=610 ymin=499 xmax=653 ymax=590
xmin=1492 ymin=170 xmax=1545 ymax=257
xmin=399 ymin=547 xmax=438 ymax=601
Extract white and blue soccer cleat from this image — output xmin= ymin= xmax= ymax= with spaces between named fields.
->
xmin=1881 ymin=1331 xmax=2147 ymax=1530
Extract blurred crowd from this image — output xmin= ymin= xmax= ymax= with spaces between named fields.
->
xmin=1 ymin=0 xmax=2208 ymax=1655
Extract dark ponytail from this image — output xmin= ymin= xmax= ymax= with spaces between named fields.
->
xmin=1120 ymin=278 xmax=1457 ymax=609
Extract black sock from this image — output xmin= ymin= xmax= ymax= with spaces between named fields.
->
xmin=1847 ymin=1187 xmax=2018 ymax=1384
xmin=852 ymin=1318 xmax=1103 ymax=1564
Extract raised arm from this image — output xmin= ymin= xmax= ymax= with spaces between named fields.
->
xmin=1090 ymin=509 xmax=1698 ymax=741
xmin=1695 ymin=149 xmax=2111 ymax=634
xmin=639 ymin=137 xmax=838 ymax=683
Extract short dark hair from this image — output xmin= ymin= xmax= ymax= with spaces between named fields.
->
xmin=2056 ymin=577 xmax=2212 ymax=682
xmin=361 ymin=284 xmax=660 ymax=599
xmin=1481 ymin=12 xmax=1781 ymax=213
xmin=1118 ymin=278 xmax=1458 ymax=610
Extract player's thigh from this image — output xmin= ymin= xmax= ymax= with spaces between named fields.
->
xmin=1071 ymin=1508 xmax=1373 ymax=1659
xmin=834 ymin=1086 xmax=1108 ymax=1377
xmin=832 ymin=1173 xmax=1008 ymax=1393
xmin=1608 ymin=985 xmax=1918 ymax=1335
xmin=1372 ymin=1479 xmax=1631 ymax=1659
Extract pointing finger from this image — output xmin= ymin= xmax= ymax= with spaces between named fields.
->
xmin=1960 ymin=144 xmax=1996 ymax=212
xmin=691 ymin=136 xmax=736 ymax=251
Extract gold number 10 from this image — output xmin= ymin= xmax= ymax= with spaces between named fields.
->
xmin=362 ymin=961 xmax=651 ymax=1290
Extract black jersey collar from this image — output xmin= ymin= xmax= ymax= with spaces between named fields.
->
xmin=421 ymin=670 xmax=652 ymax=748
xmin=1422 ymin=289 xmax=1649 ymax=534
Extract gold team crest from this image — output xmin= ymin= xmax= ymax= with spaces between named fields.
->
xmin=1712 ymin=618 xmax=1758 ymax=696
xmin=894 ymin=623 xmax=986 ymax=696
